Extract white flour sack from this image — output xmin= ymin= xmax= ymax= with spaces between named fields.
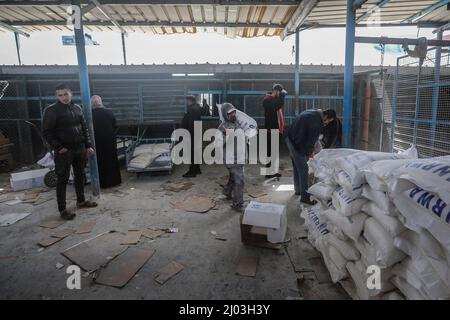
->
xmin=334 ymin=149 xmax=418 ymax=197
xmin=361 ymin=158 xmax=419 ymax=192
xmin=381 ymin=291 xmax=405 ymax=300
xmin=391 ymin=276 xmax=426 ymax=300
xmin=308 ymin=182 xmax=336 ymax=201
xmin=309 ymin=148 xmax=359 ymax=183
xmin=391 ymin=258 xmax=450 ymax=300
xmin=323 ymin=208 xmax=368 ymax=242
xmin=393 ymin=187 xmax=450 ymax=252
xmin=361 ymin=185 xmax=395 ymax=213
xmin=317 ymin=238 xmax=348 ymax=283
xmin=300 ymin=204 xmax=329 ymax=249
xmin=363 ymin=218 xmax=406 ymax=267
xmin=390 ymin=156 xmax=450 ymax=203
xmin=394 ymin=230 xmax=450 ymax=287
xmin=361 ymin=202 xmax=406 ymax=237
xmin=355 ymin=236 xmax=377 ymax=266
xmin=331 ymin=186 xmax=367 ymax=216
xmin=346 ymin=260 xmax=394 ymax=300
xmin=323 ymin=233 xmax=360 ymax=261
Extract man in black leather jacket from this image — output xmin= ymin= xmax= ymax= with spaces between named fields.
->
xmin=42 ymin=83 xmax=98 ymax=220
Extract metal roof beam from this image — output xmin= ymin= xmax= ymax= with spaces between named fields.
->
xmin=0 ymin=0 xmax=299 ymax=5
xmin=356 ymin=0 xmax=390 ymax=23
xmin=7 ymin=20 xmax=285 ymax=29
xmin=281 ymin=0 xmax=318 ymax=40
xmin=0 ymin=20 xmax=30 ymax=37
xmin=401 ymin=0 xmax=450 ymax=23
xmin=81 ymin=2 xmax=96 ymax=15
xmin=355 ymin=36 xmax=450 ymax=47
xmin=433 ymin=22 xmax=450 ymax=34
xmin=90 ymin=0 xmax=127 ymax=34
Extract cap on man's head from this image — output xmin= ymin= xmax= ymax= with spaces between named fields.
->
xmin=272 ymin=84 xmax=284 ymax=92
xmin=221 ymin=102 xmax=237 ymax=115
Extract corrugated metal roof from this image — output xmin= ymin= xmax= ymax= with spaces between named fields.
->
xmin=0 ymin=1 xmax=448 ymax=37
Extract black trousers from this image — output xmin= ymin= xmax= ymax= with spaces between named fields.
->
xmin=188 ymin=140 xmax=201 ymax=173
xmin=54 ymin=147 xmax=86 ymax=212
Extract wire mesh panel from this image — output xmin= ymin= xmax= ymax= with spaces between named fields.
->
xmin=392 ymin=48 xmax=450 ymax=158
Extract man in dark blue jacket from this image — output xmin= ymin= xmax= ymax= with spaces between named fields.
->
xmin=286 ymin=109 xmax=332 ymax=204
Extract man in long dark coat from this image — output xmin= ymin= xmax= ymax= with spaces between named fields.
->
xmin=91 ymin=95 xmax=122 ymax=188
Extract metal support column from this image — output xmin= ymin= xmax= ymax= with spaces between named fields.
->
xmin=72 ymin=0 xmax=100 ymax=197
xmin=121 ymin=32 xmax=127 ymax=65
xmin=343 ymin=0 xmax=356 ymax=147
xmin=14 ymin=32 xmax=22 ymax=65
xmin=294 ymin=29 xmax=300 ymax=114
xmin=430 ymin=30 xmax=443 ymax=147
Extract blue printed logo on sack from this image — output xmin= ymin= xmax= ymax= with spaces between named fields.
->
xmin=307 ymin=207 xmax=329 ymax=236
xmin=409 ymin=187 xmax=450 ymax=224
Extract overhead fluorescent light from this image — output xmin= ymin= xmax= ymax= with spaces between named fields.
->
xmin=186 ymin=73 xmax=214 ymax=76
xmin=172 ymin=73 xmax=186 ymax=77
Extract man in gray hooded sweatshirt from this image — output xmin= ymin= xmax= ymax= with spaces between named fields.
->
xmin=218 ymin=103 xmax=245 ymax=212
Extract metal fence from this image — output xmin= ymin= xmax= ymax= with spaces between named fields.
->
xmin=391 ymin=47 xmax=450 ymax=157
xmin=0 ymin=74 xmax=348 ymax=165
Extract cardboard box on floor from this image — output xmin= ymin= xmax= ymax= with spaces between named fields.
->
xmin=240 ymin=201 xmax=287 ymax=249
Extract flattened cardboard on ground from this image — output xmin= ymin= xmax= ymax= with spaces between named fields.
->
xmin=236 ymin=256 xmax=258 ymax=277
xmin=33 ymin=197 xmax=52 ymax=206
xmin=0 ymin=213 xmax=31 ymax=226
xmin=95 ymin=248 xmax=155 ymax=288
xmin=39 ymin=219 xmax=66 ymax=229
xmin=121 ymin=230 xmax=143 ymax=245
xmin=255 ymin=195 xmax=272 ymax=203
xmin=239 ymin=214 xmax=282 ymax=250
xmin=248 ymin=190 xmax=267 ymax=198
xmin=111 ymin=190 xmax=128 ymax=198
xmin=170 ymin=195 xmax=215 ymax=213
xmin=52 ymin=228 xmax=76 ymax=239
xmin=76 ymin=220 xmax=96 ymax=234
xmin=161 ymin=180 xmax=193 ymax=192
xmin=38 ymin=228 xmax=75 ymax=247
xmin=154 ymin=261 xmax=185 ymax=285
xmin=38 ymin=236 xmax=64 ymax=247
xmin=142 ymin=229 xmax=165 ymax=239
xmin=61 ymin=231 xmax=128 ymax=272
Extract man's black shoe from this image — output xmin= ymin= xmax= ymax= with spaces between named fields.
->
xmin=300 ymin=197 xmax=317 ymax=206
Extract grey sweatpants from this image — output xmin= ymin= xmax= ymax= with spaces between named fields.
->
xmin=224 ymin=165 xmax=244 ymax=207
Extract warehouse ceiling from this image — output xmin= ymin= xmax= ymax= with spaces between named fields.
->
xmin=0 ymin=0 xmax=449 ymax=38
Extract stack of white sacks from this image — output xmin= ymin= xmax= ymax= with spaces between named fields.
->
xmin=301 ymin=146 xmax=450 ymax=300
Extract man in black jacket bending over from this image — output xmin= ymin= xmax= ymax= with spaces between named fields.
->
xmin=43 ymin=83 xmax=98 ymax=220
xmin=285 ymin=109 xmax=332 ymax=205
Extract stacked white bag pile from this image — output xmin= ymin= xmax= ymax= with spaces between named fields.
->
xmin=302 ymin=146 xmax=450 ymax=300
xmin=375 ymin=156 xmax=450 ymax=300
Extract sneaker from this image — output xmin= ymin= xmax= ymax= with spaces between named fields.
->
xmin=182 ymin=171 xmax=196 ymax=178
xmin=60 ymin=209 xmax=76 ymax=220
xmin=230 ymin=203 xmax=243 ymax=212
xmin=77 ymin=200 xmax=98 ymax=208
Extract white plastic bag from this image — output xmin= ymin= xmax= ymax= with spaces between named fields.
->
xmin=363 ymin=217 xmax=406 ymax=267
xmin=361 ymin=185 xmax=395 ymax=213
xmin=308 ymin=182 xmax=336 ymax=201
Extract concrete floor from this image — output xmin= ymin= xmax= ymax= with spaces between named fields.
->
xmin=0 ymin=155 xmax=349 ymax=300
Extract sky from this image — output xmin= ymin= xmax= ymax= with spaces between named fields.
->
xmin=0 ymin=25 xmax=444 ymax=66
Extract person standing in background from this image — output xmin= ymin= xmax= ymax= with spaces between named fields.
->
xmin=181 ymin=95 xmax=202 ymax=178
xmin=321 ymin=109 xmax=342 ymax=149
xmin=42 ymin=83 xmax=98 ymax=220
xmin=262 ymin=83 xmax=286 ymax=179
xmin=91 ymin=95 xmax=122 ymax=189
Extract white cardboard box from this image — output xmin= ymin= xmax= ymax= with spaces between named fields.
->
xmin=243 ymin=201 xmax=287 ymax=243
xmin=10 ymin=168 xmax=50 ymax=191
